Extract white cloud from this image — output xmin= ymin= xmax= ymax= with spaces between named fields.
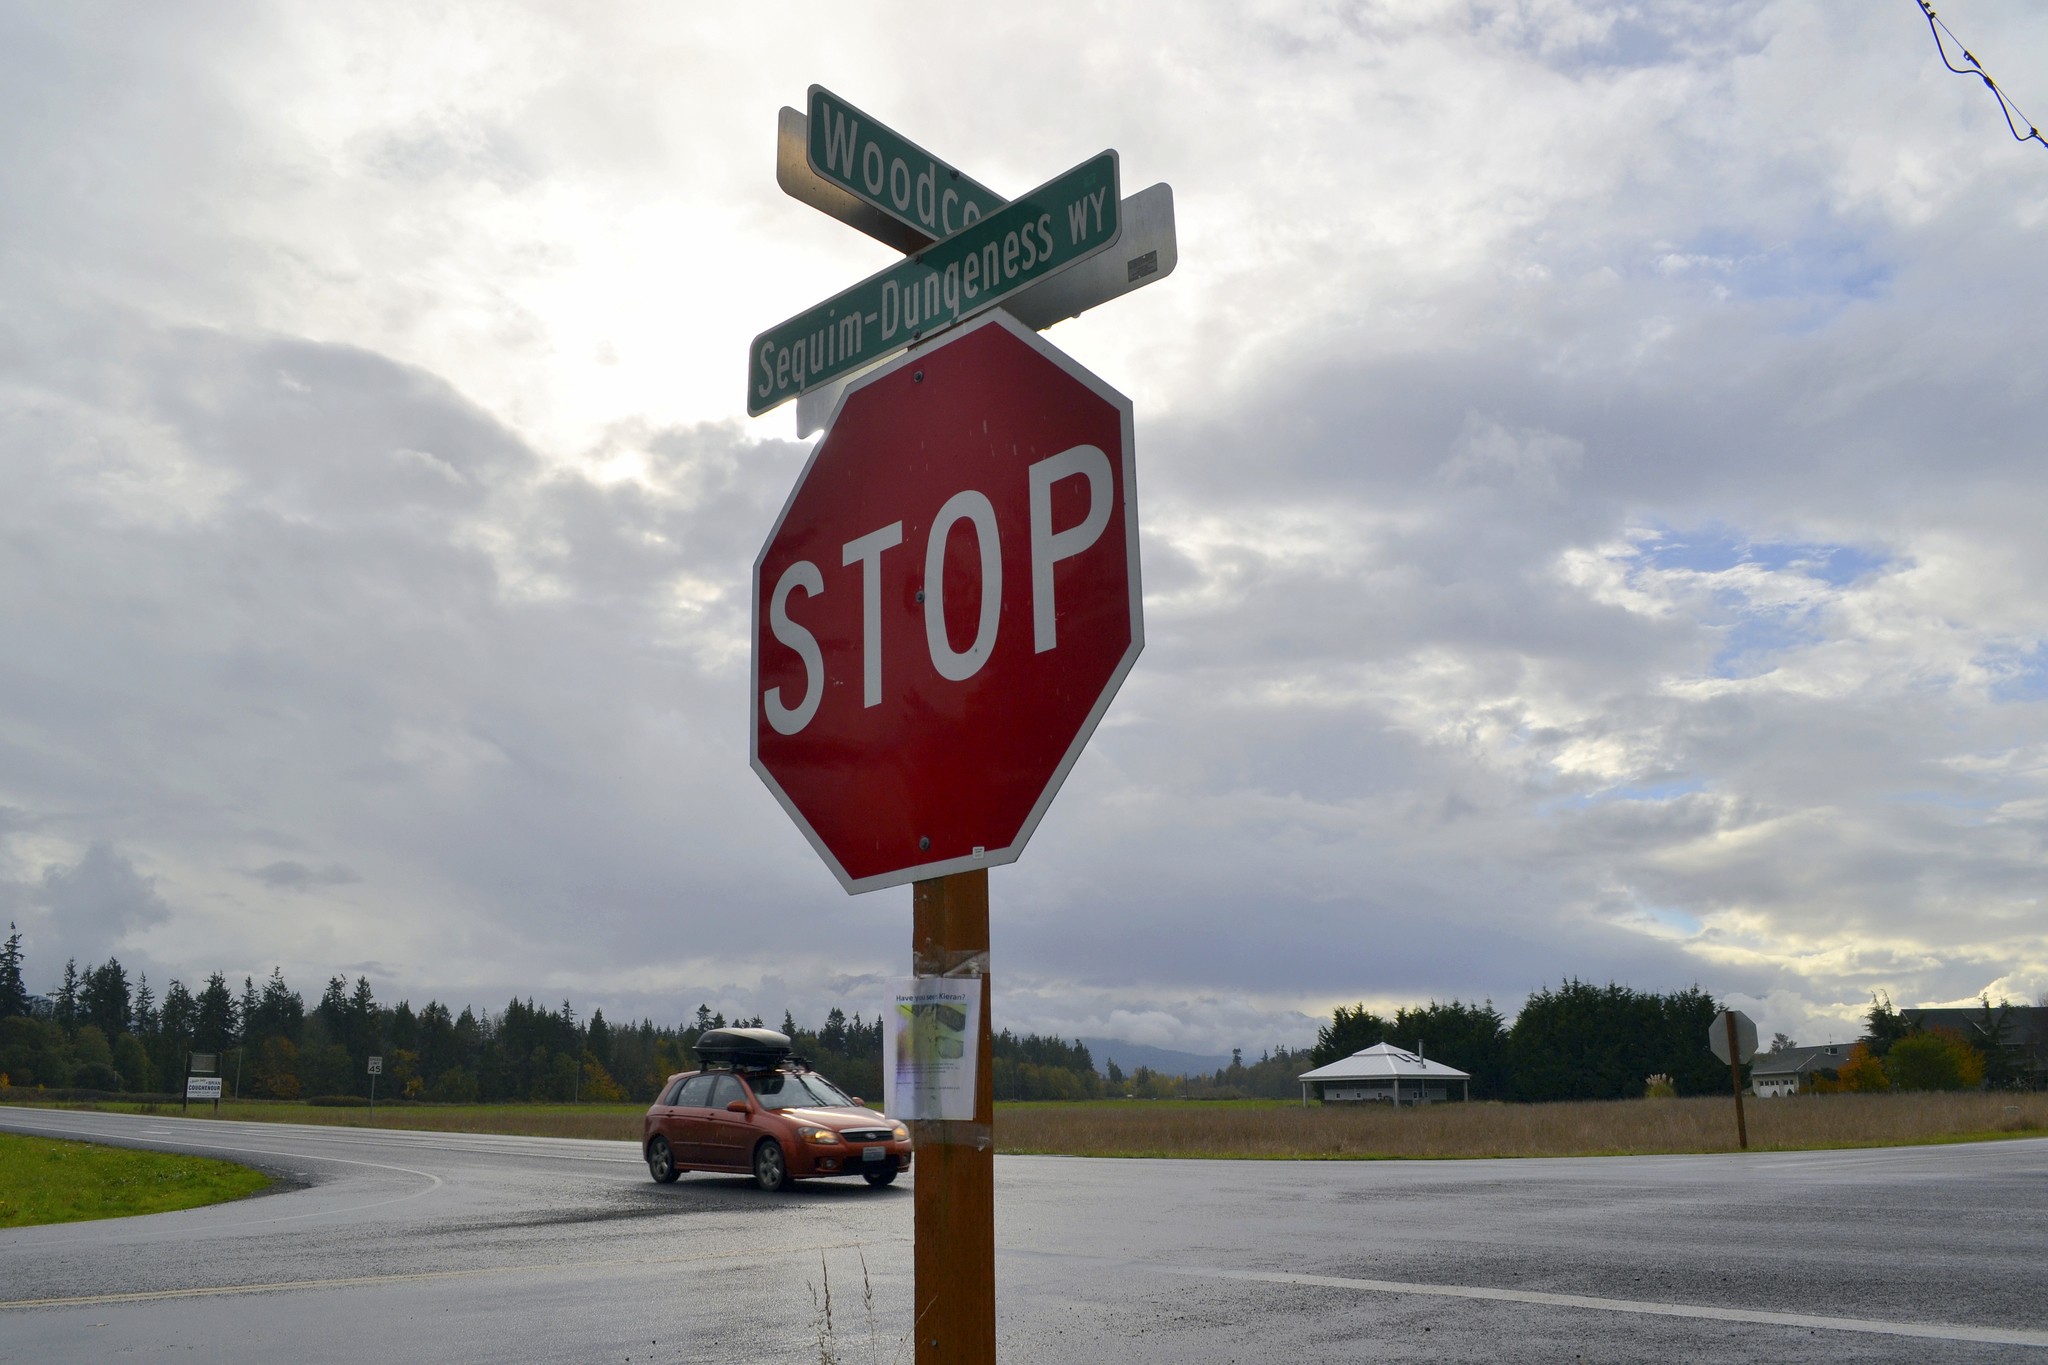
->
xmin=1 ymin=1 xmax=2045 ymax=1055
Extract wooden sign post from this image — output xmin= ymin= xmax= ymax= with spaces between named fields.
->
xmin=1724 ymin=1011 xmax=1748 ymax=1151
xmin=910 ymin=869 xmax=995 ymax=1363
xmin=1708 ymin=1008 xmax=1757 ymax=1152
xmin=749 ymin=89 xmax=1170 ymax=1365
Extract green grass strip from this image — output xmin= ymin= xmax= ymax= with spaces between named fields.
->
xmin=0 ymin=1132 xmax=270 ymax=1228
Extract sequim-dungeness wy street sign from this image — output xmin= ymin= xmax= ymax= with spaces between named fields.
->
xmin=747 ymin=151 xmax=1120 ymax=416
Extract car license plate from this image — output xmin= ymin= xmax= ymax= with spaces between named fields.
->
xmin=863 ymin=1145 xmax=884 ymax=1162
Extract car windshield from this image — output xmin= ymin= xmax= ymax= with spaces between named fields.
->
xmin=748 ymin=1071 xmax=855 ymax=1111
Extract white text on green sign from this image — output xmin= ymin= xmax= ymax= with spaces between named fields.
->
xmin=749 ymin=151 xmax=1119 ymax=416
xmin=806 ymin=85 xmax=1005 ymax=241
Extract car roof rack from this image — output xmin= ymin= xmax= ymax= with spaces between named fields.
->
xmin=694 ymin=1026 xmax=792 ymax=1070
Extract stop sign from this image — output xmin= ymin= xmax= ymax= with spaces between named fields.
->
xmin=751 ymin=312 xmax=1141 ymax=893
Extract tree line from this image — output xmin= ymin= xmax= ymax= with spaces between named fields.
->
xmin=1302 ymin=984 xmax=1726 ymax=1102
xmin=0 ymin=928 xmax=1078 ymax=1106
xmin=1305 ymin=982 xmax=2041 ymax=1102
xmin=8 ymin=928 xmax=2027 ymax=1107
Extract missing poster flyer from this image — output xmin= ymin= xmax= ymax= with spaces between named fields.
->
xmin=882 ymin=976 xmax=982 ymax=1121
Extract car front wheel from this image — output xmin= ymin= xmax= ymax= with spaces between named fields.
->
xmin=753 ymin=1139 xmax=789 ymax=1192
xmin=862 ymin=1167 xmax=897 ymax=1187
xmin=647 ymin=1136 xmax=681 ymax=1184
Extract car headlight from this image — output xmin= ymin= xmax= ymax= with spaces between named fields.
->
xmin=795 ymin=1125 xmax=843 ymax=1146
xmin=891 ymin=1123 xmax=909 ymax=1142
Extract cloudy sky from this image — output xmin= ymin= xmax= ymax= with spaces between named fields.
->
xmin=4 ymin=1 xmax=2045 ymax=1056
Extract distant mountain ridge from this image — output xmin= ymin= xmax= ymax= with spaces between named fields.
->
xmin=1077 ymin=1036 xmax=1231 ymax=1078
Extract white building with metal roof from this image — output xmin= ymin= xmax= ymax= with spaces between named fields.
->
xmin=1750 ymin=1043 xmax=1852 ymax=1098
xmin=1296 ymin=1042 xmax=1471 ymax=1105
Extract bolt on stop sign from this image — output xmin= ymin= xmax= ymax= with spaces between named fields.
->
xmin=751 ymin=312 xmax=1141 ymax=893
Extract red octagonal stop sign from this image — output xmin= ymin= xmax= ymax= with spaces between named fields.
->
xmin=751 ymin=312 xmax=1141 ymax=893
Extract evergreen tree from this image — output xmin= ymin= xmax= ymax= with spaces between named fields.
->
xmin=158 ymin=979 xmax=197 ymax=1041
xmin=348 ymin=977 xmax=378 ymax=1059
xmin=131 ymin=973 xmax=157 ymax=1035
xmin=112 ymin=1031 xmax=152 ymax=1094
xmin=0 ymin=924 xmax=27 ymax=1018
xmin=1969 ymin=994 xmax=2021 ymax=1089
xmin=1863 ymin=991 xmax=1912 ymax=1057
xmin=238 ymin=976 xmax=261 ymax=1041
xmin=55 ymin=958 xmax=80 ymax=1029
xmin=0 ymin=924 xmax=27 ymax=1019
xmin=193 ymin=972 xmax=237 ymax=1053
xmin=417 ymin=1000 xmax=457 ymax=1079
xmin=821 ymin=1006 xmax=848 ymax=1053
xmin=248 ymin=968 xmax=304 ymax=1045
xmin=1310 ymin=1003 xmax=1388 ymax=1067
xmin=79 ymin=958 xmax=131 ymax=1038
xmin=1391 ymin=999 xmax=1509 ymax=1100
xmin=1503 ymin=980 xmax=1725 ymax=1101
xmin=316 ymin=976 xmax=350 ymax=1042
xmin=388 ymin=1000 xmax=419 ymax=1053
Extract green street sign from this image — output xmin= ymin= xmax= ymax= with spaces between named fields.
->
xmin=806 ymin=85 xmax=1005 ymax=242
xmin=749 ymin=151 xmax=1120 ymax=416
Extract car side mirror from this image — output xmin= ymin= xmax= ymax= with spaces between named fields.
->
xmin=851 ymin=1097 xmax=865 ymax=1108
xmin=726 ymin=1100 xmax=749 ymax=1113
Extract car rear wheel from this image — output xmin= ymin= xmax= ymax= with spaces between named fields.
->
xmin=753 ymin=1139 xmax=789 ymax=1192
xmin=862 ymin=1167 xmax=897 ymax=1187
xmin=647 ymin=1136 xmax=681 ymax=1184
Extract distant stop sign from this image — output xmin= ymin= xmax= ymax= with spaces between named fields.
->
xmin=751 ymin=313 xmax=1142 ymax=893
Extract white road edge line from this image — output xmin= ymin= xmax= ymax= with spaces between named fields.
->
xmin=1167 ymin=1267 xmax=2048 ymax=1349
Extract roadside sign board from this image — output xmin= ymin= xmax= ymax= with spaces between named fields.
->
xmin=189 ymin=1052 xmax=217 ymax=1074
xmin=1709 ymin=1009 xmax=1758 ymax=1065
xmin=748 ymin=151 xmax=1121 ymax=415
xmin=186 ymin=1076 xmax=223 ymax=1099
xmin=751 ymin=313 xmax=1141 ymax=891
xmin=806 ymin=86 xmax=1005 ymax=241
xmin=367 ymin=1056 xmax=383 ymax=1075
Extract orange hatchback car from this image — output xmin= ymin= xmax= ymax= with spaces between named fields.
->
xmin=642 ymin=1028 xmax=910 ymax=1192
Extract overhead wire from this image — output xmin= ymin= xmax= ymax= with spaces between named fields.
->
xmin=1916 ymin=1 xmax=2046 ymax=150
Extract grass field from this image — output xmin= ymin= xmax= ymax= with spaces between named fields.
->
xmin=996 ymin=1091 xmax=2048 ymax=1159
xmin=0 ymin=1131 xmax=271 ymax=1228
xmin=10 ymin=1090 xmax=2046 ymax=1160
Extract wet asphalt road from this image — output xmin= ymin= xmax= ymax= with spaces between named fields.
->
xmin=1 ymin=1106 xmax=2044 ymax=1363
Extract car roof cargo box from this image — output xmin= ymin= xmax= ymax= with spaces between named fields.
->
xmin=694 ymin=1027 xmax=792 ymax=1069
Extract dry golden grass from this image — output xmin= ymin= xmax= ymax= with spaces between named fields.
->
xmin=992 ymin=1091 xmax=2048 ymax=1160
xmin=22 ymin=1091 xmax=2048 ymax=1160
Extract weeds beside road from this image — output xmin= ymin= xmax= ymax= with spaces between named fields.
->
xmin=7 ymin=1090 xmax=2044 ymax=1160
